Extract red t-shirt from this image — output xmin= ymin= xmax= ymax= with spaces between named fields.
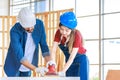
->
xmin=54 ymin=29 xmax=86 ymax=54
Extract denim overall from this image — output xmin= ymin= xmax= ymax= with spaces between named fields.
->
xmin=59 ymin=44 xmax=89 ymax=80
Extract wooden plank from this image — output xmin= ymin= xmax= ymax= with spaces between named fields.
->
xmin=7 ymin=16 xmax=10 ymax=48
xmin=2 ymin=17 xmax=5 ymax=77
xmin=106 ymin=70 xmax=120 ymax=80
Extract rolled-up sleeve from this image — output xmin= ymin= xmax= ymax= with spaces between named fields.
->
xmin=39 ymin=20 xmax=50 ymax=57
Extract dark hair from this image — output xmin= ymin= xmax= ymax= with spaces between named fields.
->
xmin=59 ymin=23 xmax=75 ymax=53
xmin=59 ymin=23 xmax=72 ymax=30
xmin=59 ymin=23 xmax=63 ymax=27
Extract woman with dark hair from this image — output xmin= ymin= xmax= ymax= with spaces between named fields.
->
xmin=51 ymin=11 xmax=89 ymax=80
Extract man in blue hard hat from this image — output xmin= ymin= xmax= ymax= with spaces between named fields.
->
xmin=50 ymin=11 xmax=89 ymax=80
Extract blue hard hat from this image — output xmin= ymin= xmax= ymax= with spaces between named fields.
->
xmin=60 ymin=11 xmax=77 ymax=29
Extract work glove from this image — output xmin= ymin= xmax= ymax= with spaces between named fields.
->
xmin=46 ymin=60 xmax=56 ymax=68
xmin=35 ymin=67 xmax=48 ymax=76
xmin=58 ymin=71 xmax=66 ymax=77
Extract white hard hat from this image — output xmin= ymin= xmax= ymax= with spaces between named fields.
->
xmin=17 ymin=7 xmax=36 ymax=28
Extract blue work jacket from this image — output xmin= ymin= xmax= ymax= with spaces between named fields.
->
xmin=4 ymin=19 xmax=50 ymax=76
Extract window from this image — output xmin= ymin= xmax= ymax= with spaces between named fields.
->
xmin=10 ymin=0 xmax=49 ymax=16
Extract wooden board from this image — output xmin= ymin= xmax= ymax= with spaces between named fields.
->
xmin=106 ymin=70 xmax=120 ymax=80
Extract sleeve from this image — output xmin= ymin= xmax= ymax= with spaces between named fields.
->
xmin=38 ymin=20 xmax=50 ymax=57
xmin=73 ymin=30 xmax=83 ymax=48
xmin=10 ymin=26 xmax=24 ymax=62
xmin=54 ymin=29 xmax=61 ymax=42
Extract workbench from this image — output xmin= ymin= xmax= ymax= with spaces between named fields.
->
xmin=0 ymin=77 xmax=80 ymax=80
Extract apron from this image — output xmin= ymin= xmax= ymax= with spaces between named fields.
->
xmin=58 ymin=44 xmax=89 ymax=80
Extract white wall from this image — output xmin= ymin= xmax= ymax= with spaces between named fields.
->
xmin=0 ymin=0 xmax=8 ymax=15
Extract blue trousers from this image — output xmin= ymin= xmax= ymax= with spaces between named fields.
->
xmin=16 ymin=71 xmax=31 ymax=77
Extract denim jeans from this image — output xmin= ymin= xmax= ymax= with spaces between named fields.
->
xmin=16 ymin=71 xmax=31 ymax=77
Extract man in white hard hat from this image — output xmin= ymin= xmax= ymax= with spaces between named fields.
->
xmin=4 ymin=7 xmax=55 ymax=77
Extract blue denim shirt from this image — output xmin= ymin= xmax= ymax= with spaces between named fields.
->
xmin=4 ymin=19 xmax=50 ymax=76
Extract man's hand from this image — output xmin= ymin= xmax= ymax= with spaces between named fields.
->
xmin=35 ymin=67 xmax=48 ymax=76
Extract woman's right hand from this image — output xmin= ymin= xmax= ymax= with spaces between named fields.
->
xmin=58 ymin=71 xmax=66 ymax=77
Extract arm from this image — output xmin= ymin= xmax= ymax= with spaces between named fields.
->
xmin=38 ymin=20 xmax=51 ymax=62
xmin=51 ymin=42 xmax=59 ymax=61
xmin=21 ymin=60 xmax=36 ymax=74
xmin=21 ymin=60 xmax=49 ymax=77
xmin=51 ymin=29 xmax=61 ymax=61
xmin=45 ymin=30 xmax=60 ymax=69
xmin=61 ymin=30 xmax=83 ymax=72
xmin=61 ymin=48 xmax=79 ymax=72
